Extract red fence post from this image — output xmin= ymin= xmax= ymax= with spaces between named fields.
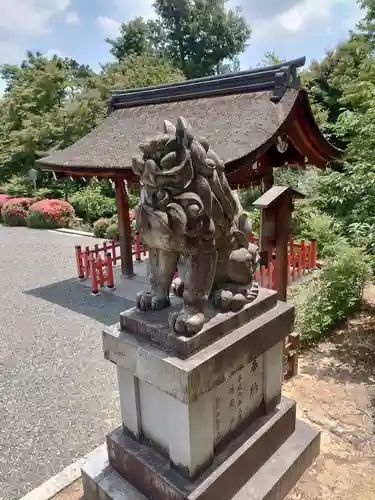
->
xmin=84 ymin=247 xmax=91 ymax=278
xmin=75 ymin=245 xmax=84 ymax=279
xmin=305 ymin=243 xmax=311 ymax=271
xmin=135 ymin=231 xmax=142 ymax=262
xmin=300 ymin=240 xmax=306 ymax=275
xmin=90 ymin=256 xmax=99 ymax=294
xmin=292 ymin=252 xmax=297 ymax=283
xmin=106 ymin=253 xmax=114 ymax=289
xmin=261 ymin=265 xmax=266 ymax=288
xmin=111 ymin=241 xmax=117 ymax=265
xmin=254 ymin=269 xmax=259 ymax=284
xmin=98 ymin=259 xmax=105 ymax=288
xmin=310 ymin=239 xmax=317 ymax=268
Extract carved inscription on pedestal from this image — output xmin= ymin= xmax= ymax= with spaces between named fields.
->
xmin=213 ymin=356 xmax=264 ymax=446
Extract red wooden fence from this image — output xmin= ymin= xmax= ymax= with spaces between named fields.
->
xmin=75 ymin=232 xmax=147 ymax=280
xmin=90 ymin=253 xmax=115 ymax=295
xmin=75 ymin=233 xmax=317 ymax=295
xmin=252 ymin=238 xmax=317 ymax=289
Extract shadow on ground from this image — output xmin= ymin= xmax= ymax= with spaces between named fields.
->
xmin=24 ymin=277 xmax=134 ymax=326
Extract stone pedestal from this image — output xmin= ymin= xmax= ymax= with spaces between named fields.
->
xmin=82 ymin=289 xmax=320 ymax=500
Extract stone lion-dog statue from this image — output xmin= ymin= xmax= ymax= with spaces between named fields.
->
xmin=132 ymin=117 xmax=260 ymax=337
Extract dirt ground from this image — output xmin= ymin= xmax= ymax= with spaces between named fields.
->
xmin=53 ymin=286 xmax=375 ymax=500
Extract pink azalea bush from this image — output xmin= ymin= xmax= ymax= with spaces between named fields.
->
xmin=93 ymin=218 xmax=110 ymax=238
xmin=28 ymin=199 xmax=75 ymax=229
xmin=0 ymin=194 xmax=12 ymax=222
xmin=1 ymin=202 xmax=29 ymax=226
xmin=3 ymin=197 xmax=34 ymax=209
xmin=0 ymin=194 xmax=11 ymax=209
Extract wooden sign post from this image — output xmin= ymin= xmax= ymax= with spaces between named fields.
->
xmin=253 ymin=185 xmax=304 ymax=301
xmin=253 ymin=186 xmax=304 ymax=378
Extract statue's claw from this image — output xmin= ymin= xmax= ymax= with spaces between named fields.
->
xmin=246 ymin=282 xmax=260 ymax=301
xmin=136 ymin=291 xmax=170 ymax=312
xmin=213 ymin=282 xmax=259 ymax=312
xmin=169 ymin=309 xmax=205 ymax=337
xmin=213 ymin=289 xmax=247 ymax=311
xmin=171 ymin=277 xmax=185 ymax=298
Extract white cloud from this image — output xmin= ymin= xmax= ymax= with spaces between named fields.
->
xmin=0 ymin=0 xmax=71 ymax=36
xmin=277 ymin=0 xmax=337 ymax=33
xmin=229 ymin=0 xmax=362 ymax=44
xmin=65 ymin=11 xmax=80 ymax=25
xmin=113 ymin=0 xmax=155 ymax=21
xmin=97 ymin=16 xmax=121 ymax=38
xmin=0 ymin=41 xmax=26 ymax=65
xmin=44 ymin=48 xmax=64 ymax=59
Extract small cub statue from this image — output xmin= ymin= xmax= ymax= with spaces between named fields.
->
xmin=132 ymin=117 xmax=260 ymax=337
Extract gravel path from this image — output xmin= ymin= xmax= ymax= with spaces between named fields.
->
xmin=0 ymin=226 xmax=133 ymax=500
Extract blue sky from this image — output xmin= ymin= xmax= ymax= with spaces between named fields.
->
xmin=0 ymin=0 xmax=364 ymax=89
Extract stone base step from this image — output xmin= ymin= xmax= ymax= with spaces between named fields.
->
xmin=82 ymin=418 xmax=320 ymax=500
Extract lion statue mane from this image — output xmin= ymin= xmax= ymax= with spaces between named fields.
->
xmin=132 ymin=117 xmax=260 ymax=337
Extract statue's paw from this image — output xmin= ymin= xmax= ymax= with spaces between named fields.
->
xmin=213 ymin=289 xmax=247 ymax=312
xmin=136 ymin=292 xmax=170 ymax=311
xmin=169 ymin=310 xmax=205 ymax=337
xmin=213 ymin=289 xmax=233 ymax=311
xmin=231 ymin=293 xmax=248 ymax=311
xmin=171 ymin=277 xmax=185 ymax=298
xmin=246 ymin=282 xmax=260 ymax=302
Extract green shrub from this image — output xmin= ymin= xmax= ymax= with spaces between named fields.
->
xmin=109 ymin=212 xmax=138 ymax=233
xmin=93 ymin=218 xmax=110 ymax=238
xmin=293 ymin=245 xmax=370 ymax=345
xmin=128 ymin=191 xmax=140 ymax=209
xmin=239 ymin=188 xmax=262 ymax=210
xmin=0 ymin=176 xmax=33 ymax=197
xmin=27 ymin=199 xmax=75 ymax=229
xmin=27 ymin=211 xmax=57 ymax=229
xmin=70 ymin=186 xmax=116 ymax=223
xmin=34 ymin=187 xmax=65 ymax=200
xmin=106 ymin=223 xmax=120 ymax=240
xmin=292 ymin=202 xmax=346 ymax=258
xmin=245 ymin=209 xmax=260 ymax=236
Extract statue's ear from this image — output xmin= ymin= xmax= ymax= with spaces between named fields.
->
xmin=164 ymin=120 xmax=176 ymax=135
xmin=176 ymin=116 xmax=193 ymax=146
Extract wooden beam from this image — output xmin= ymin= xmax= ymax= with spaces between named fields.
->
xmin=275 ymin=196 xmax=293 ymax=302
xmin=115 ymin=179 xmax=134 ymax=278
xmin=262 ymin=168 xmax=274 ymax=193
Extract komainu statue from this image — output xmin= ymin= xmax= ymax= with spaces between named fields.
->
xmin=132 ymin=117 xmax=260 ymax=336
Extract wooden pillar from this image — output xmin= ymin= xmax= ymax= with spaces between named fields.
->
xmin=275 ymin=197 xmax=293 ymax=302
xmin=115 ymin=179 xmax=134 ymax=278
xmin=262 ymin=168 xmax=274 ymax=193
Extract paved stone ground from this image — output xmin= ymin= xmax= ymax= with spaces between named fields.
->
xmin=0 ymin=226 xmax=135 ymax=500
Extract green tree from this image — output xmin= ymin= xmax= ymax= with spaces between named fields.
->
xmin=0 ymin=52 xmax=184 ymax=183
xmin=300 ymin=35 xmax=371 ymax=144
xmin=259 ymin=51 xmax=285 ymax=67
xmin=99 ymin=54 xmax=184 ymax=92
xmin=106 ymin=0 xmax=251 ymax=79
xmin=105 ymin=17 xmax=162 ymax=60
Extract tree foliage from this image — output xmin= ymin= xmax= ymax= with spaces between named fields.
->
xmin=292 ymin=0 xmax=375 ymax=246
xmin=106 ymin=0 xmax=251 ymax=79
xmin=0 ymin=52 xmax=183 ymax=183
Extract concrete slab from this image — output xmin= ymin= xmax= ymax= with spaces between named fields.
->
xmin=81 ymin=419 xmax=320 ymax=500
